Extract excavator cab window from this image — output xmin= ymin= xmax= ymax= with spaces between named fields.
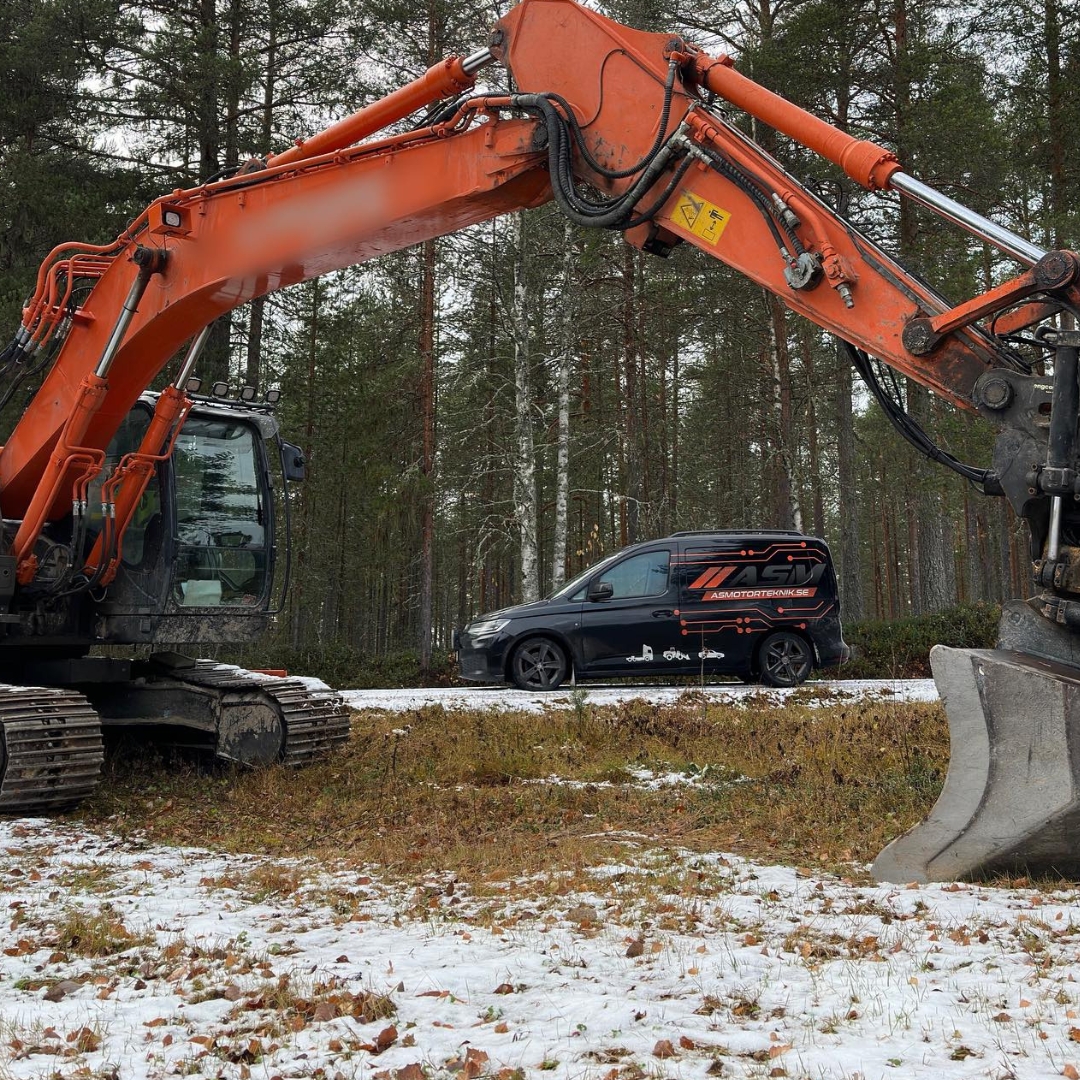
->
xmin=171 ymin=417 xmax=268 ymax=607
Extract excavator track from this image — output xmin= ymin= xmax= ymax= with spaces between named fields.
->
xmin=0 ymin=688 xmax=103 ymax=813
xmin=156 ymin=660 xmax=351 ymax=766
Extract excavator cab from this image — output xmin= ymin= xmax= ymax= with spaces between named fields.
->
xmin=92 ymin=393 xmax=293 ymax=647
xmin=170 ymin=414 xmax=269 ymax=609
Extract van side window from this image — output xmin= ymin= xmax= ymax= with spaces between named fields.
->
xmin=598 ymin=550 xmax=671 ymax=598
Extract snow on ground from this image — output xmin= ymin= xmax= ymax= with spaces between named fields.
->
xmin=337 ymin=679 xmax=939 ymax=713
xmin=3 ymin=815 xmax=1079 ymax=1080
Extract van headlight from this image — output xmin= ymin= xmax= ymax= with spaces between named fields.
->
xmin=466 ymin=618 xmax=509 ymax=642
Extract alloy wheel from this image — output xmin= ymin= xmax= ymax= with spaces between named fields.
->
xmin=511 ymin=638 xmax=568 ymax=690
xmin=759 ymin=632 xmax=812 ymax=687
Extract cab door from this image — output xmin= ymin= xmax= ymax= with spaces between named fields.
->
xmin=578 ymin=547 xmax=687 ymax=675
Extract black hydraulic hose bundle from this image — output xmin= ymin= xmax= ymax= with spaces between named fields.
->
xmin=511 ymin=91 xmax=682 ymax=228
xmin=508 ymin=78 xmax=803 ymax=267
xmin=844 ymin=340 xmax=991 ymax=487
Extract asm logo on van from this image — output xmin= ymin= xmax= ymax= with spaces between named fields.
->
xmin=689 ymin=563 xmax=826 ymax=602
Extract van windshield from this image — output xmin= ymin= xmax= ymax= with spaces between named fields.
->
xmin=547 ymin=552 xmax=620 ymax=600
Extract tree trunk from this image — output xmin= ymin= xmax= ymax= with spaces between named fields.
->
xmin=764 ymin=291 xmax=800 ymax=531
xmin=291 ymin=281 xmax=320 ymax=647
xmin=509 ymin=211 xmax=539 ymax=602
xmin=836 ymin=339 xmax=864 ymax=617
xmin=551 ymin=217 xmax=574 ymax=590
xmin=621 ymin=246 xmax=642 ymax=543
xmin=418 ymin=238 xmax=437 ymax=671
xmin=244 ymin=0 xmax=278 ymax=387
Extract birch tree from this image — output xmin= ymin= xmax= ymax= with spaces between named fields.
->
xmin=509 ymin=211 xmax=539 ymax=603
xmin=551 ymin=217 xmax=576 ymax=590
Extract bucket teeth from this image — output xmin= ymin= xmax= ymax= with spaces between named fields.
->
xmin=873 ymin=645 xmax=1080 ymax=883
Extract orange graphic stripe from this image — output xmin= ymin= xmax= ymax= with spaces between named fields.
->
xmin=688 ymin=565 xmax=736 ymax=590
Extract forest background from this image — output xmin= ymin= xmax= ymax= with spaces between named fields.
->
xmin=1 ymin=0 xmax=1077 ymax=674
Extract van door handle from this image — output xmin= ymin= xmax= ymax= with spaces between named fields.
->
xmin=652 ymin=609 xmax=674 ymax=618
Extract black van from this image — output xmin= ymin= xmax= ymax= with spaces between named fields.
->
xmin=455 ymin=531 xmax=848 ymax=690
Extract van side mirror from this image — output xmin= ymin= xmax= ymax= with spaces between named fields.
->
xmin=588 ymin=581 xmax=614 ymax=602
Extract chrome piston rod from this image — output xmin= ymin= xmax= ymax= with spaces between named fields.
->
xmin=890 ymin=171 xmax=1046 ymax=267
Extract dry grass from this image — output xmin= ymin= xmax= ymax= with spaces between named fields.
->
xmin=78 ymin=692 xmax=948 ymax=881
xmin=49 ymin=905 xmax=153 ymax=957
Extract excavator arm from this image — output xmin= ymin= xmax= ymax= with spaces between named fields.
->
xmin=5 ymin=0 xmax=1080 ymax=878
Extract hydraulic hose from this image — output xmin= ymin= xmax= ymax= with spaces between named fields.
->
xmin=845 ymin=341 xmax=990 ymax=486
xmin=511 ymin=93 xmax=682 ymax=229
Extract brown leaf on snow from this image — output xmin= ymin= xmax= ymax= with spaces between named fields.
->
xmin=652 ymin=1040 xmax=676 ymax=1059
xmin=463 ymin=1048 xmax=490 ymax=1078
xmin=625 ymin=940 xmax=644 ymax=958
xmin=494 ymin=983 xmax=514 ymax=995
xmin=68 ymin=1027 xmax=101 ymax=1053
xmin=313 ymin=1002 xmax=337 ymax=1023
xmin=44 ymin=980 xmax=82 ymax=1002
xmin=768 ymin=1043 xmax=792 ymax=1059
xmin=679 ymin=1036 xmax=696 ymax=1050
xmin=1063 ymin=1065 xmax=1079 ymax=1079
xmin=1069 ymin=1028 xmax=1080 ymax=1043
xmin=568 ymin=905 xmax=600 ymax=925
xmin=395 ymin=1065 xmax=426 ymax=1080
xmin=368 ymin=1025 xmax=397 ymax=1054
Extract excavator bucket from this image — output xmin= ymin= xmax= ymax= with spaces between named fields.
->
xmin=873 ymin=601 xmax=1080 ymax=882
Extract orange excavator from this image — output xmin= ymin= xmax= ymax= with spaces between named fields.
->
xmin=2 ymin=0 xmax=1076 ymax=880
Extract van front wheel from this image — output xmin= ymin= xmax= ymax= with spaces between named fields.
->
xmin=759 ymin=632 xmax=813 ymax=688
xmin=510 ymin=638 xmax=569 ymax=691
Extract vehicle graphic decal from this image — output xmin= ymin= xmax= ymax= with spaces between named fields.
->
xmin=704 ymin=586 xmax=818 ymax=601
xmin=626 ymin=644 xmax=653 ymax=663
xmin=688 ymin=565 xmax=737 ymax=590
xmin=675 ymin=540 xmax=837 ymax=637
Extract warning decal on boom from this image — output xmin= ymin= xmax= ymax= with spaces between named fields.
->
xmin=673 ymin=190 xmax=732 ymax=244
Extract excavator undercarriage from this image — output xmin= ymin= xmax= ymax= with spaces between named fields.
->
xmin=0 ymin=655 xmax=349 ymax=812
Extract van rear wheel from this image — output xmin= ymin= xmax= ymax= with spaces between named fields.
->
xmin=510 ymin=638 xmax=568 ymax=691
xmin=759 ymin=632 xmax=813 ymax=688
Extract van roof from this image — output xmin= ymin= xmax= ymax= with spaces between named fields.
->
xmin=667 ymin=529 xmax=816 ymax=539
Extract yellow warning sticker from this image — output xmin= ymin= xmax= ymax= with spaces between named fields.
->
xmin=673 ymin=190 xmax=732 ymax=245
